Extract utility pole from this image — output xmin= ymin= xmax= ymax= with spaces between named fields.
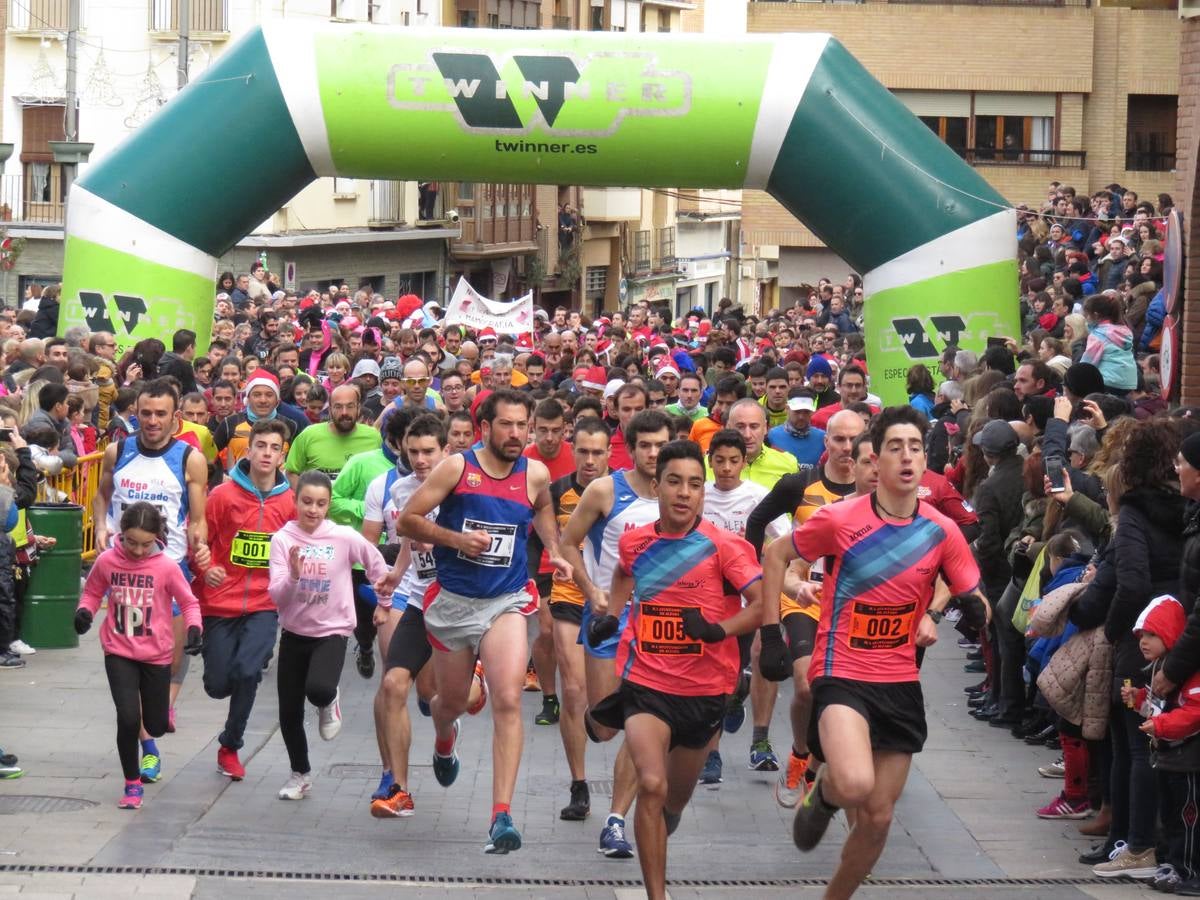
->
xmin=64 ymin=0 xmax=78 ymax=142
xmin=177 ymin=0 xmax=190 ymax=90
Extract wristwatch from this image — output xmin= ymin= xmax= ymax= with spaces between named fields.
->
xmin=925 ymin=609 xmax=944 ymax=624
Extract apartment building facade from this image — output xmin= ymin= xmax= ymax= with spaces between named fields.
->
xmin=742 ymin=0 xmax=1180 ymax=310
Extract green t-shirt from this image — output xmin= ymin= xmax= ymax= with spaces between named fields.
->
xmin=330 ymin=448 xmax=394 ymax=529
xmin=285 ymin=423 xmax=382 ymax=479
xmin=665 ymin=402 xmax=708 ymax=422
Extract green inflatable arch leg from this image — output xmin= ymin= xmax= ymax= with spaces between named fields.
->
xmin=60 ymin=24 xmax=1018 ymax=405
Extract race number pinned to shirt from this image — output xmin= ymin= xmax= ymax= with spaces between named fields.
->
xmin=848 ymin=599 xmax=917 ymax=650
xmin=637 ymin=603 xmax=703 ymax=657
xmin=230 ymin=530 xmax=272 ymax=568
xmin=458 ymin=519 xmax=517 ymax=568
xmin=414 ymin=548 xmax=437 ymax=581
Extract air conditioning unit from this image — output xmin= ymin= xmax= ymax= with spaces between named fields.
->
xmin=755 ymin=259 xmax=769 ymax=280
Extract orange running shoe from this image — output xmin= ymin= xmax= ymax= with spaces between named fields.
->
xmin=467 ymin=661 xmax=488 ymax=716
xmin=523 ymin=664 xmax=540 ymax=693
xmin=370 ymin=784 xmax=415 ymax=818
xmin=775 ymin=751 xmax=809 ymax=809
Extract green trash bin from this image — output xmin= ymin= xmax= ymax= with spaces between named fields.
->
xmin=21 ymin=502 xmax=84 ymax=650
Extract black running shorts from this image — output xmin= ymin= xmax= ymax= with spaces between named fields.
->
xmin=384 ymin=605 xmax=432 ymax=675
xmin=783 ymin=613 xmax=817 ymax=663
xmin=535 ymin=572 xmax=553 ymax=600
xmin=807 ymin=677 xmax=926 ymax=762
xmin=590 ymin=680 xmax=725 ymax=751
xmin=549 ymin=600 xmax=583 ymax=626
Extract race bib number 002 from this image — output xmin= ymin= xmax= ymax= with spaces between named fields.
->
xmin=848 ymin=599 xmax=917 ymax=651
xmin=637 ymin=603 xmax=703 ymax=657
xmin=458 ymin=519 xmax=517 ymax=568
xmin=230 ymin=530 xmax=271 ymax=568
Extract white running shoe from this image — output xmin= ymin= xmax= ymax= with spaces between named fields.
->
xmin=9 ymin=639 xmax=34 ymax=655
xmin=278 ymin=772 xmax=312 ymax=801
xmin=318 ymin=689 xmax=342 ymax=741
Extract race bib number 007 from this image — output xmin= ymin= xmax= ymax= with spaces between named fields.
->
xmin=458 ymin=519 xmax=517 ymax=568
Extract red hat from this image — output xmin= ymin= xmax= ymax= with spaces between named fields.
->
xmin=243 ymin=369 xmax=280 ymax=399
xmin=515 ymin=332 xmax=534 ymax=350
xmin=697 ymin=321 xmax=712 ymax=337
xmin=478 ymin=327 xmax=498 ymax=342
xmin=581 ymin=365 xmax=607 ymax=391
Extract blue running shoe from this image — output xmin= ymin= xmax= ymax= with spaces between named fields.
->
xmin=748 ymin=740 xmax=779 ymax=772
xmin=432 ymin=720 xmax=460 ymax=788
xmin=598 ymin=815 xmax=634 ymax=858
xmin=371 ymin=769 xmax=395 ymax=801
xmin=417 ymin=699 xmax=432 ymax=717
xmin=139 ymin=753 xmax=162 ymax=783
xmin=699 ymin=750 xmax=723 ymax=785
xmin=723 ymin=699 xmax=745 ymax=734
xmin=484 ymin=812 xmax=522 ymax=854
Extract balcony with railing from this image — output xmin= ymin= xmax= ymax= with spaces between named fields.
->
xmin=149 ymin=0 xmax=229 ymax=35
xmin=634 ymin=229 xmax=651 ymax=273
xmin=10 ymin=0 xmax=69 ymax=33
xmin=948 ymin=147 xmax=1086 ymax=168
xmin=1126 ymin=150 xmax=1176 ymax=172
xmin=449 ymin=182 xmax=537 ymax=257
xmin=656 ymin=226 xmax=676 ymax=269
xmin=0 ymin=171 xmax=66 ymax=226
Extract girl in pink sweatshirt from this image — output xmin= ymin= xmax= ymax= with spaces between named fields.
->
xmin=75 ymin=502 xmax=202 ymax=810
xmin=268 ymin=470 xmax=391 ymax=801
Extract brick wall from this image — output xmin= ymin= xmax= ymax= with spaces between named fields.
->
xmin=1177 ymin=19 xmax=1200 ymax=406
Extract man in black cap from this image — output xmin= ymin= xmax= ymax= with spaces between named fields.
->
xmin=1063 ymin=362 xmax=1105 ymax=403
xmin=969 ymin=420 xmax=1028 ymax=729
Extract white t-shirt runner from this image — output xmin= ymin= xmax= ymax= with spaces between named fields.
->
xmin=704 ymin=480 xmax=789 ymax=541
xmin=363 ymin=468 xmax=439 ymax=611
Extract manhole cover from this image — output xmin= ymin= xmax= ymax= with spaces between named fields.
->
xmin=0 ymin=796 xmax=99 ymax=815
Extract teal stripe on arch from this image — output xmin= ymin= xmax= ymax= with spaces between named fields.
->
xmin=77 ymin=28 xmax=316 ymax=257
xmin=765 ymin=38 xmax=1006 ymax=275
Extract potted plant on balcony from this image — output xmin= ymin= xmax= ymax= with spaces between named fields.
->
xmin=0 ymin=234 xmax=25 ymax=270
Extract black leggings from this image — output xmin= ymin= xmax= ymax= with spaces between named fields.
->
xmin=277 ymin=631 xmax=347 ymax=775
xmin=105 ymin=654 xmax=171 ymax=781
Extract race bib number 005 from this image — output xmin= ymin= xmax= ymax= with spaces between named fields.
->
xmin=458 ymin=519 xmax=517 ymax=568
xmin=637 ymin=603 xmax=703 ymax=657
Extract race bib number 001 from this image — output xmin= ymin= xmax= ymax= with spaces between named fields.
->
xmin=230 ymin=530 xmax=271 ymax=569
xmin=848 ymin=599 xmax=917 ymax=651
xmin=637 ymin=603 xmax=703 ymax=657
xmin=457 ymin=519 xmax=517 ymax=568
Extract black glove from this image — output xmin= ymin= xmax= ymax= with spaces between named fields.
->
xmin=587 ymin=613 xmax=621 ymax=648
xmin=184 ymin=626 xmax=203 ymax=656
xmin=758 ymin=625 xmax=791 ymax=682
xmin=74 ymin=608 xmax=93 ymax=635
xmin=680 ymin=608 xmax=726 ymax=643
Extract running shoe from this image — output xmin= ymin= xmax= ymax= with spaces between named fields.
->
xmin=1036 ymin=793 xmax=1090 ymax=819
xmin=1093 ymin=845 xmax=1158 ymax=879
xmin=118 ymin=781 xmax=143 ymax=810
xmin=749 ymin=739 xmax=780 ymax=772
xmin=598 ymin=815 xmax=634 ymax=858
xmin=278 ymin=772 xmax=312 ymax=801
xmin=943 ymin=607 xmax=963 ymax=623
xmin=560 ymin=781 xmax=590 ymax=821
xmin=355 ymin=644 xmax=375 ymax=679
xmin=792 ymin=765 xmax=836 ymax=852
xmin=417 ymin=699 xmax=432 ymax=717
xmin=217 ymin=746 xmax=245 ymax=781
xmin=139 ymin=753 xmax=162 ymax=783
xmin=723 ymin=696 xmax=746 ymax=734
xmin=1152 ymin=863 xmax=1182 ymax=893
xmin=371 ymin=770 xmax=395 ymax=801
xmin=0 ymin=763 xmax=22 ymax=780
xmin=956 ymin=637 xmax=980 ymax=650
xmin=0 ymin=652 xmax=25 ymax=669
xmin=432 ymin=719 xmax=461 ymax=787
xmin=166 ymin=707 xmax=176 ymax=734
xmin=775 ymin=751 xmax=809 ymax=808
xmin=467 ymin=661 xmax=488 ymax=716
xmin=1038 ymin=757 xmax=1065 ymax=779
xmin=370 ymin=783 xmax=415 ymax=818
xmin=535 ymin=695 xmax=560 ymax=726
xmin=0 ymin=749 xmax=18 ymax=767
xmin=9 ymin=639 xmax=34 ymax=655
xmin=699 ymin=750 xmax=723 ymax=785
xmin=485 ymin=812 xmax=522 ymax=854
xmin=318 ymin=689 xmax=342 ymax=741
xmin=523 ymin=666 xmax=541 ymax=693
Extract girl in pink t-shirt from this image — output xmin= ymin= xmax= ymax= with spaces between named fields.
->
xmin=76 ymin=503 xmax=202 ymax=810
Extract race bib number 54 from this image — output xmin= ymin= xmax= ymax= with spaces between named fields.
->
xmin=458 ymin=519 xmax=517 ymax=568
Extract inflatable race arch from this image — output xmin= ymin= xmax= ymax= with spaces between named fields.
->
xmin=59 ymin=24 xmax=1019 ymax=405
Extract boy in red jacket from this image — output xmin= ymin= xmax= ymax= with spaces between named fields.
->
xmin=194 ymin=419 xmax=296 ymax=781
xmin=1121 ymin=595 xmax=1200 ymax=891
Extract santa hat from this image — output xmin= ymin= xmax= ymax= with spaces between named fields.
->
xmin=581 ymin=366 xmax=608 ymax=392
xmin=654 ymin=357 xmax=680 ymax=378
xmin=516 ymin=332 xmax=534 ymax=350
xmin=243 ymin=370 xmax=280 ymax=399
xmin=478 ymin=327 xmax=498 ymax=343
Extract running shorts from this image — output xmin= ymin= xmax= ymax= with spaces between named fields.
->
xmin=783 ymin=612 xmax=817 ymax=664
xmin=579 ymin=601 xmax=629 ymax=661
xmin=807 ymin=677 xmax=926 ymax=762
xmin=422 ymin=580 xmax=538 ymax=654
xmin=590 ymin=680 xmax=725 ymax=751
xmin=549 ymin=600 xmax=583 ymax=626
xmin=384 ymin=604 xmax=432 ymax=675
xmin=535 ymin=572 xmax=553 ymax=599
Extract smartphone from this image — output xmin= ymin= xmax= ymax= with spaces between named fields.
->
xmin=1046 ymin=456 xmax=1067 ymax=493
xmin=986 ymin=337 xmax=1007 ymax=348
xmin=0 ymin=428 xmax=12 ymax=442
